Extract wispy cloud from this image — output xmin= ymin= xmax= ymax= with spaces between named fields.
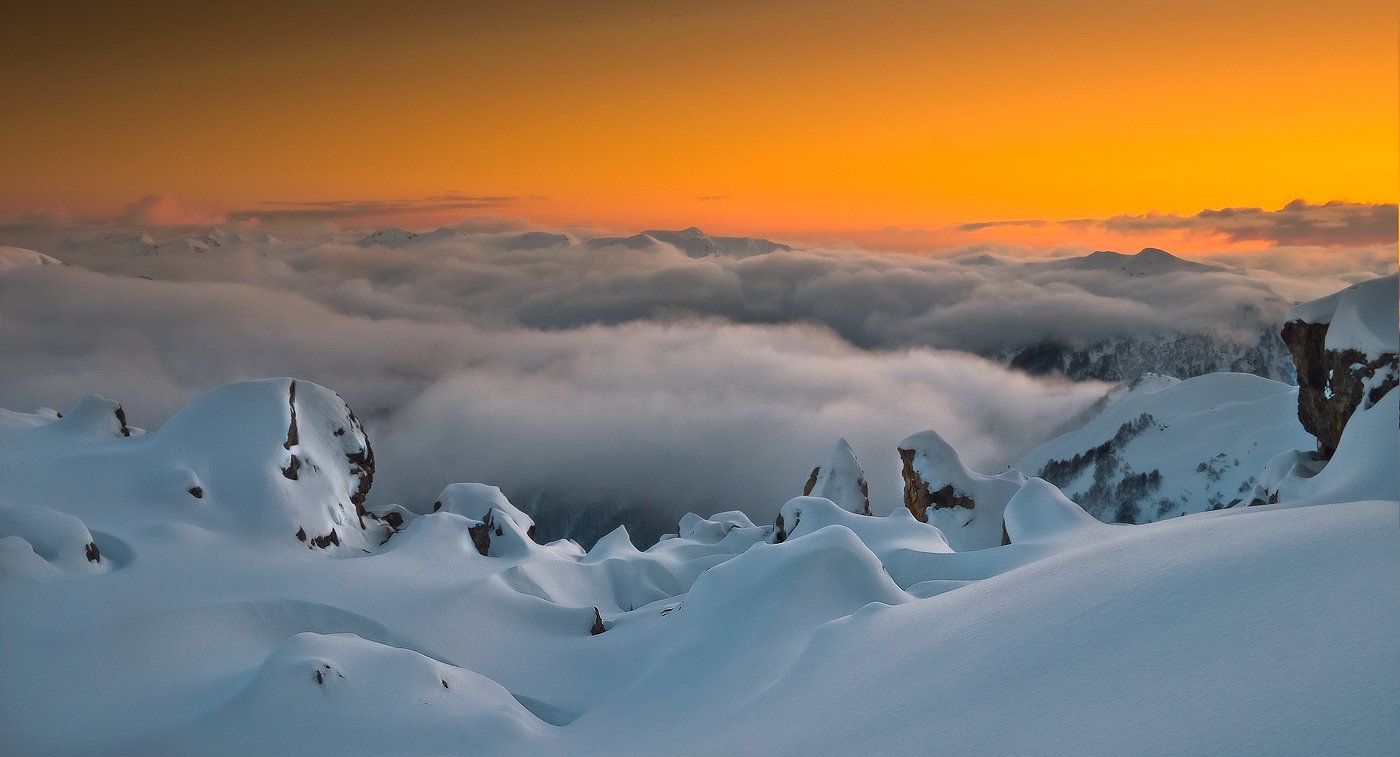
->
xmin=1 ymin=221 xmax=1389 ymax=542
xmin=956 ymin=219 xmax=1049 ymax=232
xmin=228 ymin=195 xmax=527 ymax=224
xmin=119 ymin=194 xmax=226 ymax=227
xmin=959 ymin=200 xmax=1398 ymax=247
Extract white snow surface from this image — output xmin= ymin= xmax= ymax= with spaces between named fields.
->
xmin=1258 ymin=388 xmax=1400 ymax=507
xmin=0 ymin=245 xmax=64 ymax=271
xmin=1016 ymin=371 xmax=1314 ymax=520
xmin=1 ymin=377 xmax=1396 ymax=755
xmin=1286 ymin=272 xmax=1399 ymax=355
xmin=802 ymin=437 xmax=871 ymax=515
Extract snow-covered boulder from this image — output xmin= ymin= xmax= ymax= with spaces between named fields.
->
xmin=797 ymin=438 xmax=871 ymax=518
xmin=774 ymin=496 xmax=951 ymax=560
xmin=897 ymin=429 xmax=1027 ymax=550
xmin=1281 ymin=273 xmax=1398 ymax=457
xmin=678 ymin=524 xmax=907 ymax=635
xmin=43 ymin=395 xmax=134 ymax=439
xmin=1001 ymin=478 xmax=1111 ymax=545
xmin=0 ymin=505 xmax=110 ymax=578
xmin=432 ymin=483 xmax=538 ymax=557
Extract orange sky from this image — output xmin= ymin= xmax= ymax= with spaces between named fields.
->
xmin=1 ymin=0 xmax=1395 ymax=248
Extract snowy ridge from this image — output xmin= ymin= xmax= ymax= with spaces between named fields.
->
xmin=1001 ymin=326 xmax=1295 ymax=383
xmin=1032 ymin=246 xmax=1225 ymax=276
xmin=0 ymin=372 xmax=1395 ymax=753
xmin=1015 ymin=372 xmax=1314 ymax=521
xmin=0 ymin=378 xmax=381 ymax=555
xmin=1286 ymin=272 xmax=1398 ymax=355
xmin=0 ymin=245 xmax=65 ymax=272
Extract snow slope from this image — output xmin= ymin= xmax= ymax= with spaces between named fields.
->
xmin=2 ymin=373 xmax=1395 ymax=755
xmin=1016 ymin=372 xmax=1314 ymax=521
xmin=0 ymin=245 xmax=64 ymax=272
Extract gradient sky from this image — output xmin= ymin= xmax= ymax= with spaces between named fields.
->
xmin=2 ymin=0 xmax=1395 ymax=247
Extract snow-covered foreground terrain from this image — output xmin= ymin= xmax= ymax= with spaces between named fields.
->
xmin=1 ymin=277 xmax=1396 ymax=755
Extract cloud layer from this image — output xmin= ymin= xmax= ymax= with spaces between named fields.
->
xmin=960 ymin=200 xmax=1398 ymax=248
xmin=0 ymin=223 xmax=1390 ymax=541
xmin=0 ymin=261 xmax=1108 ymax=537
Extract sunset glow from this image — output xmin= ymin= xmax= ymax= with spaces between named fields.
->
xmin=1 ymin=0 xmax=1395 ymax=249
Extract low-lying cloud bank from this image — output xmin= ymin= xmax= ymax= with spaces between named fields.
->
xmin=0 ymin=221 xmax=1391 ymax=541
xmin=17 ymin=223 xmax=1384 ymax=355
xmin=0 ymin=262 xmax=1107 ymax=534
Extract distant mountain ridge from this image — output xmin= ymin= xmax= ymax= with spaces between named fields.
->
xmin=1000 ymin=328 xmax=1296 ymax=383
xmin=34 ymin=227 xmax=1301 ymax=386
xmin=586 ymin=226 xmax=792 ymax=258
xmin=1030 ymin=247 xmax=1226 ymax=276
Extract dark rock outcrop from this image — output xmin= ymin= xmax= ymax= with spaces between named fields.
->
xmin=898 ymin=448 xmax=975 ymax=523
xmin=283 ymin=381 xmax=300 ymax=450
xmin=468 ymin=511 xmax=495 ymax=556
xmin=773 ymin=511 xmax=791 ymax=544
xmin=307 ymin=529 xmax=340 ymax=549
xmin=897 ymin=430 xmax=1028 ymax=551
xmin=1282 ymin=320 xmax=1398 ymax=458
xmin=432 ymin=483 xmax=539 ymax=557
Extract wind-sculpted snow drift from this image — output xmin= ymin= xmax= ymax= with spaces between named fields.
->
xmin=1 ymin=277 xmax=1397 ymax=755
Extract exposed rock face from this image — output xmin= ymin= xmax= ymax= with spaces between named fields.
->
xmin=899 ymin=448 xmax=976 ymax=523
xmin=277 ymin=380 xmax=378 ymax=548
xmin=1281 ymin=275 xmax=1399 ymax=458
xmin=1282 ymin=321 xmax=1397 ymax=457
xmin=898 ymin=430 xmax=1027 ymax=552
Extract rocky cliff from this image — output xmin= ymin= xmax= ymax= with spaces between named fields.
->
xmin=1280 ymin=274 xmax=1398 ymax=458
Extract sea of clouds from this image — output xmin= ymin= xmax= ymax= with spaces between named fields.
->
xmin=1 ymin=222 xmax=1391 ymax=542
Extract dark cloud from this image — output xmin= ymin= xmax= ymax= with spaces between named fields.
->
xmin=1097 ymin=199 xmax=1399 ymax=246
xmin=959 ymin=200 xmax=1398 ymax=247
xmin=228 ymin=195 xmax=526 ymax=224
xmin=956 ymin=219 xmax=1049 ymax=232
